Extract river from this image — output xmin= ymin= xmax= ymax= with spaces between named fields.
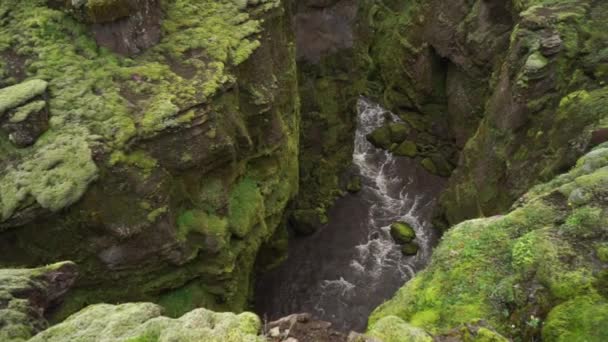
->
xmin=255 ymin=99 xmax=447 ymax=331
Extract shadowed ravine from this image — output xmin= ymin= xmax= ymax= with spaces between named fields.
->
xmin=255 ymin=99 xmax=447 ymax=332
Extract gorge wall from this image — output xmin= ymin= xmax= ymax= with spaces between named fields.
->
xmin=0 ymin=0 xmax=299 ymax=329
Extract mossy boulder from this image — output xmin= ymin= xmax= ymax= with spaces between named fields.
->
xmin=393 ymin=140 xmax=418 ymax=157
xmin=30 ymin=303 xmax=264 ymax=342
xmin=388 ymin=123 xmax=410 ymax=143
xmin=402 ymin=242 xmax=420 ymax=256
xmin=367 ymin=126 xmax=393 ymax=150
xmin=0 ymin=80 xmax=47 ymax=115
xmin=390 ymin=222 xmax=416 ymax=244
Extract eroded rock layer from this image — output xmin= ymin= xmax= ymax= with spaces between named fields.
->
xmin=0 ymin=0 xmax=299 ymax=321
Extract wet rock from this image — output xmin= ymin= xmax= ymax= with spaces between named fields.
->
xmin=0 ymin=80 xmax=49 ymax=147
xmin=421 ymin=154 xmax=453 ymax=177
xmin=421 ymin=157 xmax=438 ymax=175
xmin=346 ymin=175 xmax=362 ymax=193
xmin=0 ymin=262 xmax=78 ymax=341
xmin=390 ymin=222 xmax=416 ymax=244
xmin=291 ymin=209 xmax=327 ymax=235
xmin=366 ymin=126 xmax=392 ymax=150
xmin=393 ymin=140 xmax=418 ymax=157
xmin=402 ymin=242 xmax=419 ymax=256
xmin=387 ymin=123 xmax=410 ymax=143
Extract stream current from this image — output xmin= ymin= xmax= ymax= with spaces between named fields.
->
xmin=255 ymin=99 xmax=447 ymax=331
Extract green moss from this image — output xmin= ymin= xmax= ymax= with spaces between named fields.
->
xmin=560 ymin=206 xmax=606 ymax=238
xmin=367 ymin=316 xmax=433 ymax=342
xmin=543 ymin=295 xmax=608 ymax=342
xmin=176 ymin=209 xmax=229 ymax=242
xmin=0 ymin=79 xmax=47 ymax=115
xmin=393 ymin=140 xmax=417 ymax=157
xmin=228 ymin=178 xmax=264 ymax=238
xmin=0 ymin=134 xmax=98 ymax=222
xmin=597 ymin=243 xmax=608 ymax=262
xmin=390 ymin=221 xmax=416 ymax=243
xmin=8 ymin=100 xmax=46 ymax=123
xmin=30 ymin=303 xmax=265 ymax=342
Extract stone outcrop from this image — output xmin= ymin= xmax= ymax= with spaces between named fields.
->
xmin=0 ymin=0 xmax=298 ymax=322
xmin=0 ymin=262 xmax=78 ymax=341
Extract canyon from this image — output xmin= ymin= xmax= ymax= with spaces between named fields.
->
xmin=0 ymin=0 xmax=607 ymax=341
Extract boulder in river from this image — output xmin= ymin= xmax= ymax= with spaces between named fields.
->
xmin=402 ymin=242 xmax=420 ymax=256
xmin=366 ymin=126 xmax=392 ymax=150
xmin=390 ymin=222 xmax=416 ymax=244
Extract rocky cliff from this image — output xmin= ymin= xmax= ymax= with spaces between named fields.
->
xmin=366 ymin=0 xmax=608 ymax=341
xmin=0 ymin=0 xmax=299 ymax=322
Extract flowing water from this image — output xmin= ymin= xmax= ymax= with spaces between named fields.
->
xmin=255 ymin=99 xmax=447 ymax=332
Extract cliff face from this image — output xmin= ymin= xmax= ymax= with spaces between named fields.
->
xmin=366 ymin=0 xmax=608 ymax=340
xmin=0 ymin=0 xmax=299 ymax=320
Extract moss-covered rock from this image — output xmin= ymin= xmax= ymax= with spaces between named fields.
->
xmin=438 ymin=0 xmax=608 ymax=225
xmin=393 ymin=140 xmax=417 ymax=158
xmin=0 ymin=80 xmax=47 ymax=115
xmin=29 ymin=302 xmax=264 ymax=342
xmin=0 ymin=262 xmax=78 ymax=341
xmin=387 ymin=123 xmax=410 ymax=143
xmin=402 ymin=242 xmax=419 ymax=256
xmin=0 ymin=0 xmax=299 ymax=321
xmin=390 ymin=222 xmax=416 ymax=244
xmin=369 ymin=146 xmax=608 ymax=340
xmin=366 ymin=315 xmax=433 ymax=342
xmin=367 ymin=126 xmax=392 ymax=150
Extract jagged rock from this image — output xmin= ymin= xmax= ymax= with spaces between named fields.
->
xmin=30 ymin=303 xmax=264 ymax=342
xmin=390 ymin=222 xmax=416 ymax=244
xmin=0 ymin=262 xmax=78 ymax=341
